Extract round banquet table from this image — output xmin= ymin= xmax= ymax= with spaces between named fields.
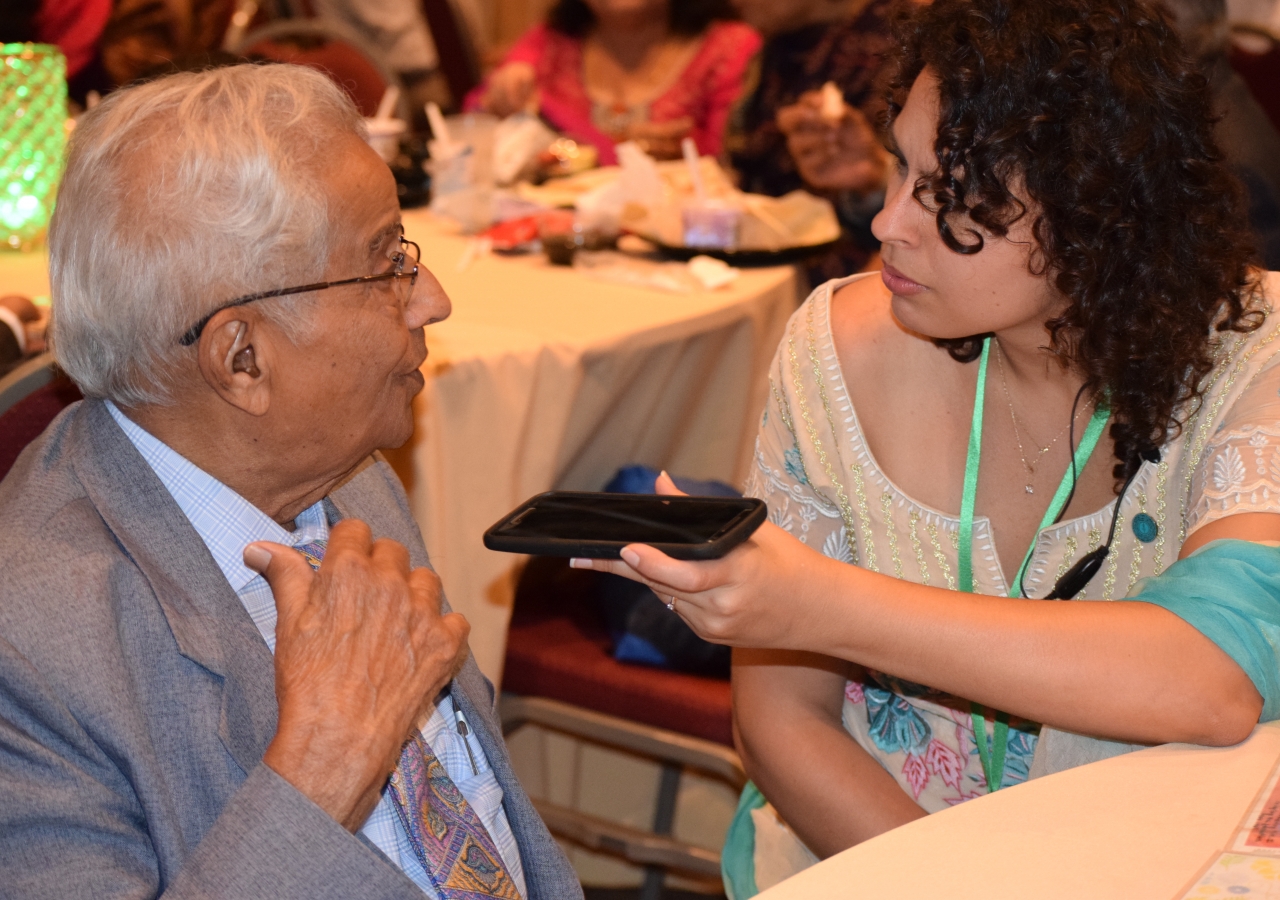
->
xmin=756 ymin=721 xmax=1280 ymax=899
xmin=390 ymin=209 xmax=798 ymax=681
xmin=0 ymin=211 xmax=799 ymax=683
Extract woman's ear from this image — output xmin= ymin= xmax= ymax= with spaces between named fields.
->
xmin=197 ymin=314 xmax=273 ymax=416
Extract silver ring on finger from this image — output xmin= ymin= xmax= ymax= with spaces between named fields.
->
xmin=666 ymin=594 xmax=677 ymax=612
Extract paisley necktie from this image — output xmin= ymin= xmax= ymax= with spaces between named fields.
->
xmin=293 ymin=540 xmax=521 ymax=899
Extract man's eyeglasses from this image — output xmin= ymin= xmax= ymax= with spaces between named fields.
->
xmin=178 ymin=236 xmax=421 ymax=347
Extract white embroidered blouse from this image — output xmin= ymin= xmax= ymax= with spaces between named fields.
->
xmin=742 ymin=271 xmax=1280 ymax=811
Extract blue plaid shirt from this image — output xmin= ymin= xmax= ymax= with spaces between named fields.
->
xmin=106 ymin=403 xmax=526 ymax=898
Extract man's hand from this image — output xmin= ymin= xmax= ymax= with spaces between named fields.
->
xmin=245 ymin=519 xmax=470 ymax=831
xmin=776 ymin=91 xmax=888 ymax=195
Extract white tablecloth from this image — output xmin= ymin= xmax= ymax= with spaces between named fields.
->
xmin=391 ymin=210 xmax=797 ymax=681
xmin=758 ymin=722 xmax=1280 ymax=899
xmin=1 ymin=215 xmax=798 ymax=683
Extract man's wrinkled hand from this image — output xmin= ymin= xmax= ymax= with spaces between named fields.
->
xmin=246 ymin=518 xmax=470 ymax=831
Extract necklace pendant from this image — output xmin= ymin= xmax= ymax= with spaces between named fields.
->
xmin=1025 ymin=484 xmax=1034 ymax=494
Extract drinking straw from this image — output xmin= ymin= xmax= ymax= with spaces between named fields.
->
xmin=426 ymin=101 xmax=452 ymax=145
xmin=375 ymin=85 xmax=400 ymax=122
xmin=681 ymin=137 xmax=705 ymax=204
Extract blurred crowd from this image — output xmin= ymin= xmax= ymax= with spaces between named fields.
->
xmin=2 ymin=0 xmax=1277 ymax=274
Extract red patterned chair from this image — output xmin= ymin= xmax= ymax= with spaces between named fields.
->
xmin=0 ymin=354 xmax=82 ymax=482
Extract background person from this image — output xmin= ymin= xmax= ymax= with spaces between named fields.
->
xmin=725 ymin=0 xmax=896 ymax=282
xmin=0 ymin=295 xmax=44 ymax=377
xmin=577 ymin=1 xmax=1280 ymax=896
xmin=1161 ymin=0 xmax=1280 ymax=268
xmin=0 ymin=64 xmax=582 ymax=899
xmin=467 ymin=0 xmax=760 ymax=163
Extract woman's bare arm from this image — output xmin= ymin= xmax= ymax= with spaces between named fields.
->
xmin=578 ymin=495 xmax=1265 ymax=747
xmin=733 ymin=648 xmax=925 ymax=856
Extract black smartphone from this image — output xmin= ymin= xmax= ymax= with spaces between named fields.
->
xmin=483 ymin=491 xmax=768 ymax=560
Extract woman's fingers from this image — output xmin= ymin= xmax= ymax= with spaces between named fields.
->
xmin=484 ymin=63 xmax=535 ymax=116
xmin=618 ymin=542 xmax=718 ymax=592
xmin=654 ymin=470 xmax=687 ymax=496
xmin=572 ymin=542 xmax=727 ymax=596
xmin=569 ymin=555 xmax=646 ymax=581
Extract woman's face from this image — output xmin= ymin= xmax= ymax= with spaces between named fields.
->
xmin=583 ymin=0 xmax=668 ymax=22
xmin=732 ymin=0 xmax=841 ymax=37
xmin=872 ymin=68 xmax=1062 ymax=341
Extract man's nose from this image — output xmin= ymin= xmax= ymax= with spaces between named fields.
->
xmin=405 ymin=267 xmax=451 ymax=330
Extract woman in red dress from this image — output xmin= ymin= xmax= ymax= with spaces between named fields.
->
xmin=467 ymin=0 xmax=760 ymax=164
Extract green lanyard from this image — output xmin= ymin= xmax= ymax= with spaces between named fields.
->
xmin=958 ymin=337 xmax=1110 ymax=792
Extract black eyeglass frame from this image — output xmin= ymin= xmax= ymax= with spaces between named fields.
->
xmin=178 ymin=236 xmax=421 ymax=347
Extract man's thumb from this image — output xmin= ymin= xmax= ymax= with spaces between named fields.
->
xmin=243 ymin=541 xmax=314 ymax=608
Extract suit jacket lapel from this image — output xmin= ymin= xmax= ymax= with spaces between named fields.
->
xmin=70 ymin=400 xmax=278 ymax=777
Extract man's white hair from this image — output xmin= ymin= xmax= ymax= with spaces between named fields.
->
xmin=49 ymin=63 xmax=366 ymax=406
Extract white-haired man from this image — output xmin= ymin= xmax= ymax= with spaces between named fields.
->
xmin=0 ymin=64 xmax=582 ymax=899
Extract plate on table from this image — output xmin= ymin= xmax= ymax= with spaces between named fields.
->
xmin=650 ymin=240 xmax=839 ymax=267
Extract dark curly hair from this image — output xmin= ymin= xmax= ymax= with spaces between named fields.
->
xmin=886 ymin=0 xmax=1262 ymax=483
xmin=547 ymin=0 xmax=739 ymax=38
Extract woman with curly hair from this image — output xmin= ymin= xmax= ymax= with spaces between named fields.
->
xmin=575 ymin=0 xmax=1280 ymax=895
xmin=467 ymin=0 xmax=759 ymax=163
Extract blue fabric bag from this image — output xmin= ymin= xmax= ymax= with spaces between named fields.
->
xmin=594 ymin=465 xmax=738 ymax=677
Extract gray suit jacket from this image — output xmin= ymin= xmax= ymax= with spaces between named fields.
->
xmin=0 ymin=400 xmax=582 ymax=900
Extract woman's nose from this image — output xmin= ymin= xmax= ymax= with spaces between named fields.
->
xmin=872 ymin=171 xmax=921 ymax=248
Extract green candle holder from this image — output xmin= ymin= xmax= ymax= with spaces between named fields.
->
xmin=1 ymin=43 xmax=66 ymax=251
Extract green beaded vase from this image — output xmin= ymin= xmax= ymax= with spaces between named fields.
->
xmin=1 ymin=43 xmax=66 ymax=251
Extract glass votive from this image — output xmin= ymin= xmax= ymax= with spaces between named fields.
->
xmin=538 ymin=210 xmax=581 ymax=266
xmin=537 ymin=210 xmax=614 ymax=266
xmin=1 ymin=43 xmax=66 ymax=251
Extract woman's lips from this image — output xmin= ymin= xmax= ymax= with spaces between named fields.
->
xmin=881 ymin=264 xmax=927 ymax=296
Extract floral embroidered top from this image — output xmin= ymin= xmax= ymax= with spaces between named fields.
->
xmin=464 ymin=21 xmax=760 ymax=166
xmin=743 ymin=271 xmax=1280 ymax=812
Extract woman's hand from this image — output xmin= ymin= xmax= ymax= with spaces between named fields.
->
xmin=776 ymin=91 xmax=888 ymax=196
xmin=481 ymin=62 xmax=538 ymax=117
xmin=572 ymin=473 xmax=836 ymax=649
xmin=624 ymin=116 xmax=694 ymax=159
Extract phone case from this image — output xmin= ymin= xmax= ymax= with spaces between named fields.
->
xmin=483 ymin=491 xmax=767 ymax=560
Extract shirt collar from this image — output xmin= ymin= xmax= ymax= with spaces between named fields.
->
xmin=105 ymin=401 xmax=329 ymax=593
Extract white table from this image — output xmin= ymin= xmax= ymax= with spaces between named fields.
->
xmin=391 ymin=209 xmax=797 ymax=681
xmin=1 ymin=217 xmax=799 ymax=683
xmin=758 ymin=722 xmax=1280 ymax=899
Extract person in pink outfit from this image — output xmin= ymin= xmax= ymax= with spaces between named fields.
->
xmin=467 ymin=0 xmax=760 ymax=164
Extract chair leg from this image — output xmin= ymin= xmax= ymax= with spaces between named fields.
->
xmin=640 ymin=762 xmax=683 ymax=900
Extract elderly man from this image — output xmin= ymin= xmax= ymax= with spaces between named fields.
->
xmin=0 ymin=65 xmax=582 ymax=899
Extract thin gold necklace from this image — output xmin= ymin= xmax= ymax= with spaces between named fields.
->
xmin=993 ymin=341 xmax=1084 ymax=495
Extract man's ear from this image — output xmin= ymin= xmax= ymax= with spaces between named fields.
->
xmin=197 ymin=313 xmax=273 ymax=416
